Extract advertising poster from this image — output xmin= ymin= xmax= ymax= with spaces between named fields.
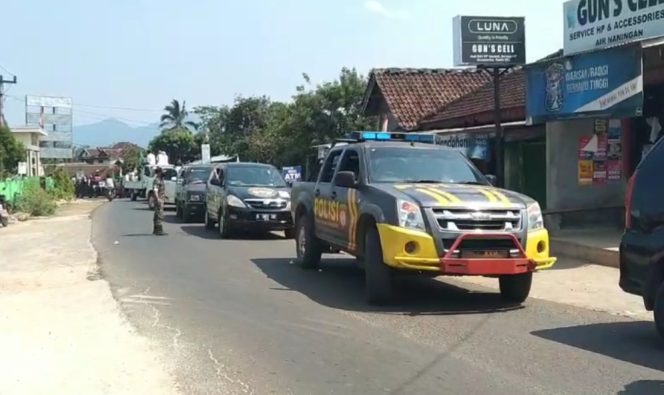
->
xmin=578 ymin=136 xmax=594 ymax=160
xmin=453 ymin=16 xmax=526 ymax=66
xmin=593 ymin=161 xmax=607 ymax=185
xmin=607 ymin=161 xmax=622 ymax=182
xmin=595 ymin=135 xmax=608 ymax=161
xmin=525 ymin=45 xmax=643 ymax=123
xmin=281 ymin=166 xmax=303 ymax=184
xmin=578 ymin=160 xmax=593 ymax=185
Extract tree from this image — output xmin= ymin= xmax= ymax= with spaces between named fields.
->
xmin=0 ymin=126 xmax=26 ymax=177
xmin=120 ymin=144 xmax=144 ymax=173
xmin=148 ymin=127 xmax=198 ymax=165
xmin=160 ymin=99 xmax=198 ymax=131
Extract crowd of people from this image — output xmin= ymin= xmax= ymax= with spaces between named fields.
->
xmin=74 ymin=170 xmax=119 ymax=199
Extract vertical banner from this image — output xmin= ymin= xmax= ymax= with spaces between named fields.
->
xmin=201 ymin=144 xmax=211 ymax=164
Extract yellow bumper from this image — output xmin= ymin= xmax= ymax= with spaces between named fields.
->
xmin=375 ymin=224 xmax=557 ymax=272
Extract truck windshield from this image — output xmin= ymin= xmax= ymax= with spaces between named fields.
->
xmin=368 ymin=147 xmax=487 ymax=184
xmin=188 ymin=168 xmax=211 ymax=182
xmin=227 ymin=166 xmax=286 ymax=187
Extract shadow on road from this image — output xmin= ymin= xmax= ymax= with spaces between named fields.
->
xmin=532 ymin=322 xmax=664 ymax=372
xmin=251 ymin=257 xmax=523 ymax=315
xmin=618 ymin=380 xmax=664 ymax=395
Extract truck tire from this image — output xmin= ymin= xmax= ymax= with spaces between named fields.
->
xmin=147 ymin=193 xmax=156 ymax=211
xmin=295 ymin=214 xmax=322 ymax=269
xmin=364 ymin=226 xmax=393 ymax=305
xmin=175 ymin=201 xmax=182 ymax=219
xmin=499 ymin=273 xmax=533 ymax=303
xmin=204 ymin=209 xmax=215 ymax=230
xmin=131 ymin=191 xmax=137 ymax=201
xmin=654 ymin=282 xmax=664 ymax=339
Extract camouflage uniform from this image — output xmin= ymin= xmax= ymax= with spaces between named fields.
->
xmin=153 ymin=174 xmax=166 ymax=235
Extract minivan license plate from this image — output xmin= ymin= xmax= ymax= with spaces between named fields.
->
xmin=256 ymin=214 xmax=274 ymax=221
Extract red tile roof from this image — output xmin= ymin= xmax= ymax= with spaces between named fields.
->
xmin=419 ymin=69 xmax=526 ymax=129
xmin=362 ymin=68 xmax=491 ymax=130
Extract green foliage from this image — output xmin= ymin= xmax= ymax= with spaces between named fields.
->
xmin=121 ymin=145 xmax=144 ymax=172
xmin=15 ymin=180 xmax=57 ymax=216
xmin=192 ymin=67 xmax=375 ymax=167
xmin=148 ymin=127 xmax=198 ymax=165
xmin=0 ymin=126 xmax=26 ymax=177
xmin=160 ymin=99 xmax=198 ymax=131
xmin=49 ymin=168 xmax=75 ymax=201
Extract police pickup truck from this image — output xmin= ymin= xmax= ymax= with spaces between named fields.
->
xmin=291 ymin=131 xmax=556 ymax=304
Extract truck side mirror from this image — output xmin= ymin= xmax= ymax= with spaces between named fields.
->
xmin=485 ymin=174 xmax=497 ymax=186
xmin=334 ymin=171 xmax=357 ymax=188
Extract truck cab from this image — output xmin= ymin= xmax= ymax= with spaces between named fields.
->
xmin=291 ymin=131 xmax=556 ymax=304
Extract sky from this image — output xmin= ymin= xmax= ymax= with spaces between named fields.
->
xmin=1 ymin=0 xmax=565 ymax=127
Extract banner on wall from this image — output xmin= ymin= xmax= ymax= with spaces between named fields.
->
xmin=526 ymin=45 xmax=643 ymax=124
xmin=436 ymin=133 xmax=491 ymax=161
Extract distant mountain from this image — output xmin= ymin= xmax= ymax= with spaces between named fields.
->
xmin=73 ymin=119 xmax=160 ymax=148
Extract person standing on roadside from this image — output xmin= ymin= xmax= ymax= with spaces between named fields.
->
xmin=152 ymin=167 xmax=167 ymax=236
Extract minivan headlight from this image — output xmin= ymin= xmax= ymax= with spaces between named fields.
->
xmin=226 ymin=195 xmax=246 ymax=208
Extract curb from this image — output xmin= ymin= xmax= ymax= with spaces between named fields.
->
xmin=550 ymin=238 xmax=619 ymax=268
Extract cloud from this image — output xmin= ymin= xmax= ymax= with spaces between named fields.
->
xmin=363 ymin=0 xmax=406 ymax=19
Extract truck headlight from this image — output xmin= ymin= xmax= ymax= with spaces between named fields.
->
xmin=397 ymin=199 xmax=425 ymax=231
xmin=527 ymin=202 xmax=544 ymax=231
xmin=226 ymin=195 xmax=246 ymax=208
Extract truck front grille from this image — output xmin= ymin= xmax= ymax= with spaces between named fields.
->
xmin=432 ymin=209 xmax=521 ymax=231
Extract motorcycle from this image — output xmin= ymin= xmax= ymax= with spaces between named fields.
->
xmin=106 ymin=187 xmax=116 ymax=202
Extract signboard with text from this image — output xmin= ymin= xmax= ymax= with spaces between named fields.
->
xmin=437 ymin=133 xmax=491 ymax=161
xmin=453 ymin=16 xmax=526 ymax=66
xmin=282 ymin=166 xmax=302 ymax=184
xmin=526 ymin=45 xmax=643 ymax=124
xmin=564 ymin=0 xmax=664 ymax=56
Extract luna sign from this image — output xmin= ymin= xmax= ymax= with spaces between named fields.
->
xmin=564 ymin=0 xmax=664 ymax=55
xmin=453 ymin=15 xmax=526 ymax=66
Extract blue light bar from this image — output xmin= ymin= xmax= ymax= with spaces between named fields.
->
xmin=347 ymin=131 xmax=435 ymax=144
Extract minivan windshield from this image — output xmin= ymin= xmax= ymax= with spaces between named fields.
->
xmin=226 ymin=166 xmax=286 ymax=187
xmin=367 ymin=147 xmax=487 ymax=184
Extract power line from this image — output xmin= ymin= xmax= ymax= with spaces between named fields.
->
xmin=6 ymin=94 xmax=163 ymax=113
xmin=0 ymin=64 xmax=15 ymax=77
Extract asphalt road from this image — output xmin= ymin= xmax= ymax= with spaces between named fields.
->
xmin=92 ymin=200 xmax=664 ymax=395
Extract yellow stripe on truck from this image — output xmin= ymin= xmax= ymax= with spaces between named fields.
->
xmin=415 ymin=188 xmax=449 ymax=205
xmin=490 ymin=189 xmax=511 ymax=205
xmin=427 ymin=188 xmax=462 ymax=204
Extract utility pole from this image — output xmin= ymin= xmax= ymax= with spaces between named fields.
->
xmin=0 ymin=74 xmax=18 ymax=127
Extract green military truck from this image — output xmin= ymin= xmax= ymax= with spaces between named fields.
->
xmin=290 ymin=131 xmax=556 ymax=305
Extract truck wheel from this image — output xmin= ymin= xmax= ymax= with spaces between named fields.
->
xmin=182 ymin=204 xmax=191 ymax=223
xmin=364 ymin=226 xmax=393 ymax=305
xmin=654 ymin=282 xmax=664 ymax=339
xmin=147 ymin=193 xmax=156 ymax=211
xmin=499 ymin=273 xmax=533 ymax=303
xmin=131 ymin=192 xmax=137 ymax=201
xmin=295 ymin=215 xmax=322 ymax=269
xmin=175 ymin=202 xmax=182 ymax=219
xmin=218 ymin=209 xmax=232 ymax=238
xmin=204 ymin=210 xmax=215 ymax=230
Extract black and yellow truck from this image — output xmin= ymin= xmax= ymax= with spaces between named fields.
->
xmin=290 ymin=131 xmax=556 ymax=304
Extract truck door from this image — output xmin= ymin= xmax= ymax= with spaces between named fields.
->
xmin=329 ymin=148 xmax=362 ymax=251
xmin=207 ymin=167 xmax=224 ymax=220
xmin=314 ymin=150 xmax=342 ymax=242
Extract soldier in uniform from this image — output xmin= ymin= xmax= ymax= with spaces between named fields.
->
xmin=153 ymin=167 xmax=167 ymax=236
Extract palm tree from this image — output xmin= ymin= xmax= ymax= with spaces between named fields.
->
xmin=160 ymin=99 xmax=198 ymax=131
